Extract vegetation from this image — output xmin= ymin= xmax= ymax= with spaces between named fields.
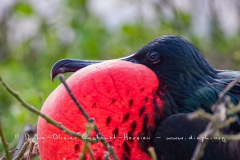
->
xmin=0 ymin=0 xmax=240 ymax=158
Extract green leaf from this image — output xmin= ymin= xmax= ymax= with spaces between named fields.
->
xmin=14 ymin=2 xmax=33 ymax=16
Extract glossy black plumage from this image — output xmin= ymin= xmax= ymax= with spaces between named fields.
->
xmin=128 ymin=36 xmax=240 ymax=119
xmin=51 ymin=35 xmax=240 ymax=159
xmin=154 ymin=113 xmax=240 ymax=160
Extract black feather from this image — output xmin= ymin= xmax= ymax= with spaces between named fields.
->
xmin=154 ymin=113 xmax=240 ymax=160
xmin=51 ymin=35 xmax=240 ymax=159
xmin=132 ymin=35 xmax=240 ymax=129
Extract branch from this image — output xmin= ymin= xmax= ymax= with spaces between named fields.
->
xmin=80 ymin=122 xmax=95 ymax=160
xmin=0 ymin=119 xmax=11 ymax=160
xmin=212 ymin=77 xmax=240 ymax=111
xmin=104 ymin=152 xmax=110 ymax=160
xmin=0 ymin=74 xmax=118 ymax=159
xmin=214 ymin=132 xmax=240 ymax=141
xmin=26 ymin=140 xmax=35 ymax=160
xmin=13 ymin=141 xmax=30 ymax=160
xmin=188 ymin=109 xmax=213 ymax=120
xmin=13 ymin=125 xmax=36 ymax=159
xmin=0 ymin=149 xmax=18 ymax=160
xmin=215 ymin=117 xmax=237 ymax=130
xmin=59 ymin=75 xmax=119 ymax=160
xmin=218 ymin=77 xmax=240 ymax=100
xmin=148 ymin=147 xmax=157 ymax=160
xmin=0 ymin=75 xmax=96 ymax=143
xmin=227 ymin=103 xmax=240 ymax=116
xmin=191 ymin=77 xmax=240 ymax=160
xmin=19 ymin=138 xmax=39 ymax=160
xmin=191 ymin=123 xmax=214 ymax=160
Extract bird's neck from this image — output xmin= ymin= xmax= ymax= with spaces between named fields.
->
xmin=158 ymin=69 xmax=218 ymax=115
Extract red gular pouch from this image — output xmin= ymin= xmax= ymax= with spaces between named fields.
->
xmin=37 ymin=60 xmax=164 ymax=160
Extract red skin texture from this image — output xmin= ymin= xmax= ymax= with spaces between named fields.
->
xmin=37 ymin=60 xmax=164 ymax=160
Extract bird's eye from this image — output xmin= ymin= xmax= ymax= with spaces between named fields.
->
xmin=147 ymin=52 xmax=160 ymax=63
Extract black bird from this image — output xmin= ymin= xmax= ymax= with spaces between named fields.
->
xmin=51 ymin=35 xmax=240 ymax=159
xmin=154 ymin=113 xmax=240 ymax=160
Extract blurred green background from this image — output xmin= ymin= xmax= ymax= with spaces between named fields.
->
xmin=0 ymin=0 xmax=240 ymax=156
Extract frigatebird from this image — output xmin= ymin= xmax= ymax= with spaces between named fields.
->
xmin=51 ymin=35 xmax=240 ymax=159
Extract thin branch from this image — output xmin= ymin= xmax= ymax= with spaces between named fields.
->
xmin=215 ymin=117 xmax=237 ymax=130
xmin=104 ymin=152 xmax=110 ymax=160
xmin=191 ymin=77 xmax=240 ymax=160
xmin=218 ymin=77 xmax=240 ymax=100
xmin=13 ymin=140 xmax=30 ymax=160
xmin=0 ymin=149 xmax=18 ymax=160
xmin=188 ymin=109 xmax=213 ymax=120
xmin=212 ymin=77 xmax=240 ymax=111
xmin=13 ymin=125 xmax=36 ymax=159
xmin=87 ymin=146 xmax=95 ymax=160
xmin=86 ymin=123 xmax=96 ymax=160
xmin=59 ymin=74 xmax=119 ymax=160
xmin=0 ymin=75 xmax=118 ymax=159
xmin=20 ymin=139 xmax=38 ymax=160
xmin=214 ymin=132 xmax=240 ymax=141
xmin=0 ymin=119 xmax=11 ymax=160
xmin=59 ymin=75 xmax=93 ymax=122
xmin=148 ymin=147 xmax=157 ymax=160
xmin=191 ymin=123 xmax=214 ymax=160
xmin=26 ymin=140 xmax=35 ymax=160
xmin=80 ymin=123 xmax=95 ymax=160
xmin=21 ymin=142 xmax=39 ymax=160
xmin=0 ymin=75 xmax=96 ymax=143
xmin=227 ymin=103 xmax=240 ymax=116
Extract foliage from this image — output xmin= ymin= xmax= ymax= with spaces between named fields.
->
xmin=0 ymin=0 xmax=240 ymax=157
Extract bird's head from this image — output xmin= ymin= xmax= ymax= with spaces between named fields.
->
xmin=51 ymin=35 xmax=217 ymax=106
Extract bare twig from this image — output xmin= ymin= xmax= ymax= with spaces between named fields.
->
xmin=0 ymin=74 xmax=118 ymax=159
xmin=13 ymin=140 xmax=30 ymax=160
xmin=0 ymin=119 xmax=11 ymax=160
xmin=20 ymin=138 xmax=39 ymax=160
xmin=0 ymin=149 xmax=18 ymax=160
xmin=191 ymin=77 xmax=240 ymax=160
xmin=87 ymin=146 xmax=95 ymax=160
xmin=26 ymin=140 xmax=35 ymax=160
xmin=215 ymin=117 xmax=237 ymax=130
xmin=148 ymin=147 xmax=157 ymax=160
xmin=0 ymin=75 xmax=96 ymax=143
xmin=212 ymin=77 xmax=240 ymax=111
xmin=80 ymin=122 xmax=95 ymax=160
xmin=218 ymin=77 xmax=240 ymax=100
xmin=227 ymin=103 xmax=240 ymax=116
xmin=214 ymin=132 xmax=240 ymax=141
xmin=13 ymin=125 xmax=36 ymax=159
xmin=191 ymin=123 xmax=214 ymax=160
xmin=59 ymin=74 xmax=119 ymax=160
xmin=59 ymin=75 xmax=93 ymax=122
xmin=104 ymin=152 xmax=110 ymax=160
xmin=188 ymin=109 xmax=213 ymax=120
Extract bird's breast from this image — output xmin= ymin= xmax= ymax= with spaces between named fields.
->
xmin=37 ymin=60 xmax=165 ymax=160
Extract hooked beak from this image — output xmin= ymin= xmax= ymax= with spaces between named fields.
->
xmin=50 ymin=54 xmax=139 ymax=81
